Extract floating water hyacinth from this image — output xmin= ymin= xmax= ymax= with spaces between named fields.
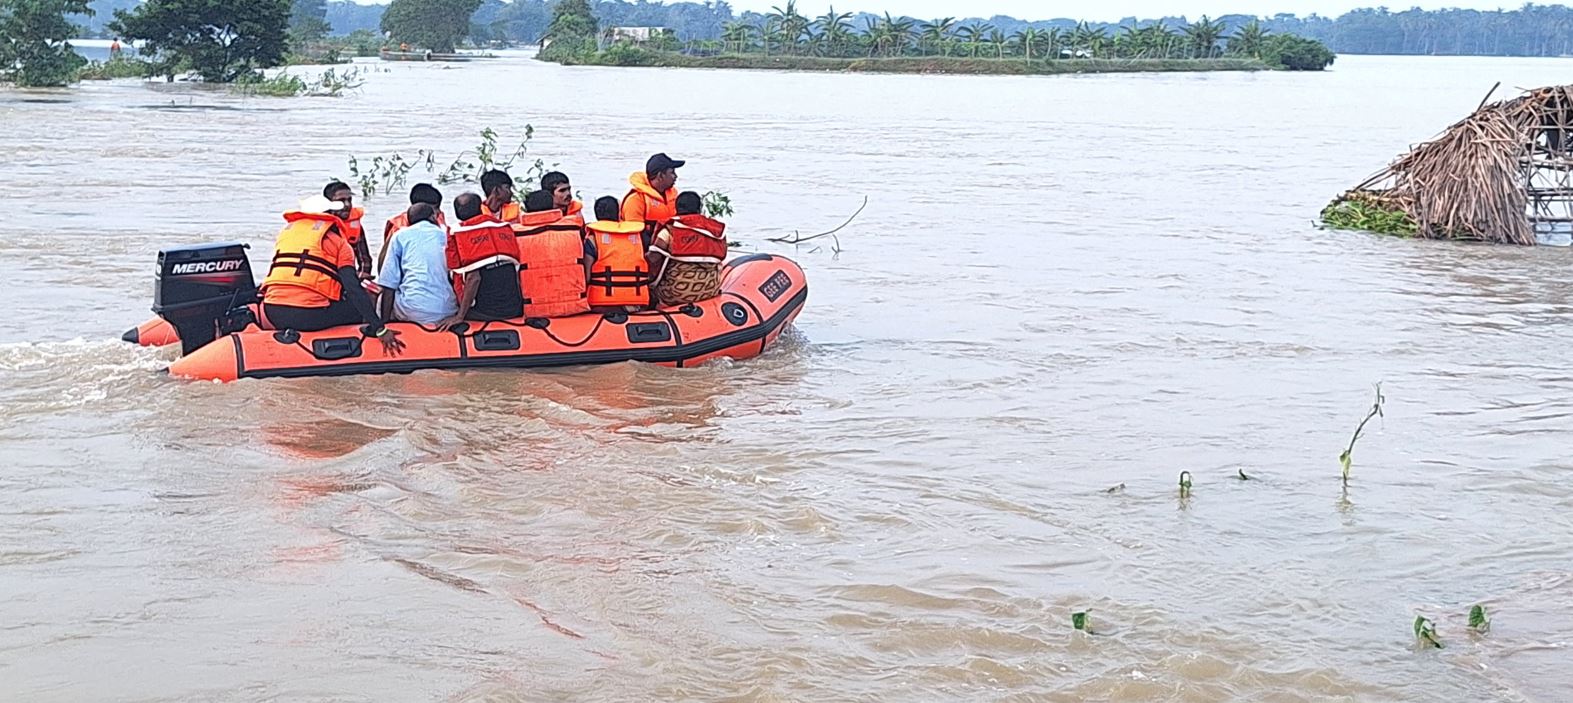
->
xmin=1340 ymin=384 xmax=1385 ymax=485
xmin=1469 ymin=605 xmax=1491 ymax=633
xmin=1414 ymin=615 xmax=1444 ymax=649
xmin=1072 ymin=610 xmax=1091 ymax=632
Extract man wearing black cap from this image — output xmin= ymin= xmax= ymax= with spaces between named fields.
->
xmin=621 ymin=153 xmax=685 ymax=241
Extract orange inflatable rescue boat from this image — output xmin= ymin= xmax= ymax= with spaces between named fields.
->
xmin=135 ymin=242 xmax=807 ymax=382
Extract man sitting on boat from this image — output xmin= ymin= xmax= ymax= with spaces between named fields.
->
xmin=259 ymin=195 xmax=404 ymax=353
xmin=447 ymin=192 xmax=524 ymax=322
xmin=542 ymin=171 xmax=584 ymax=219
xmin=377 ymin=203 xmax=460 ymax=330
xmin=622 ymin=153 xmax=683 ymax=243
xmin=378 ymin=183 xmax=446 ymax=271
xmin=585 ymin=196 xmax=651 ymax=313
xmin=647 ymin=191 xmax=727 ymax=308
xmin=513 ymin=190 xmax=594 ymax=319
xmin=480 ymin=169 xmax=520 ymax=224
xmin=323 ymin=180 xmax=371 ymax=281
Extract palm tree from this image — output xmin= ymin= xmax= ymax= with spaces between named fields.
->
xmin=760 ymin=16 xmax=780 ymax=57
xmin=957 ymin=21 xmax=990 ymax=58
xmin=1115 ymin=24 xmax=1140 ymax=58
xmin=920 ymin=17 xmax=956 ymax=56
xmin=1088 ymin=27 xmax=1111 ymax=57
xmin=1069 ymin=21 xmax=1093 ymax=57
xmin=1227 ymin=19 xmax=1269 ymax=58
xmin=722 ymin=21 xmax=754 ymax=54
xmin=814 ymin=7 xmax=853 ymax=55
xmin=987 ymin=28 xmax=1007 ymax=59
xmin=1183 ymin=15 xmax=1227 ymax=58
xmin=1009 ymin=28 xmax=1040 ymax=59
xmin=884 ymin=13 xmax=915 ymax=56
xmin=769 ymin=1 xmax=811 ymax=54
xmin=1044 ymin=27 xmax=1063 ymax=59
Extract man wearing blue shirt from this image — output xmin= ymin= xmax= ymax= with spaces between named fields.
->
xmin=376 ymin=203 xmax=461 ymax=329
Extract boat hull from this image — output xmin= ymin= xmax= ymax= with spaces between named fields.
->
xmin=164 ymin=254 xmax=806 ymax=382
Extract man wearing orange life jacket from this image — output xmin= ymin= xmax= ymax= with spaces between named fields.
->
xmin=479 ymin=169 xmax=522 ymax=224
xmin=585 ymin=196 xmax=652 ymax=312
xmin=324 ymin=181 xmax=372 ymax=279
xmin=541 ymin=171 xmax=584 ymax=219
xmin=447 ymin=192 xmax=525 ymax=321
xmin=621 ymin=153 xmax=684 ymax=243
xmin=259 ymin=195 xmax=404 ymax=353
xmin=514 ymin=189 xmax=594 ymax=319
xmin=377 ymin=183 xmax=447 ymax=271
xmin=648 ymin=191 xmax=729 ymax=307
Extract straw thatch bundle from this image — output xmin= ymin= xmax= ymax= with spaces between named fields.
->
xmin=1327 ymin=84 xmax=1573 ymax=245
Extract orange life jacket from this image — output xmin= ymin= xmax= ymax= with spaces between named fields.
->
xmin=585 ymin=220 xmax=650 ymax=308
xmin=383 ymin=210 xmax=447 ymax=241
xmin=514 ymin=210 xmax=588 ymax=318
xmin=261 ymin=211 xmax=351 ymax=302
xmin=565 ymin=199 xmax=584 ymax=218
xmin=483 ymin=200 xmax=522 ymax=224
xmin=621 ymin=171 xmax=678 ymax=236
xmin=656 ymin=214 xmax=729 ymax=264
xmin=447 ymin=214 xmax=520 ymax=300
xmin=343 ymin=207 xmax=366 ymax=244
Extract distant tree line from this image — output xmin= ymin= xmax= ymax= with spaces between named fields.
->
xmin=59 ymin=0 xmax=1573 ymax=58
xmin=309 ymin=1 xmax=1573 ymax=59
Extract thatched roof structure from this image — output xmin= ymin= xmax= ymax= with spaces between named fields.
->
xmin=1329 ymin=84 xmax=1573 ymax=245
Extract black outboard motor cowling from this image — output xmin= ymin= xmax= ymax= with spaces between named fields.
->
xmin=153 ymin=242 xmax=259 ymax=355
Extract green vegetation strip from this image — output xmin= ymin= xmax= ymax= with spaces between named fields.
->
xmin=557 ymin=50 xmax=1269 ymax=74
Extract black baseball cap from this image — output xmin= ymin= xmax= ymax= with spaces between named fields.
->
xmin=646 ymin=153 xmax=686 ymax=175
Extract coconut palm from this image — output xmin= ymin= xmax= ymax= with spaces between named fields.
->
xmin=1115 ymin=24 xmax=1141 ymax=57
xmin=987 ymin=28 xmax=1007 ymax=59
xmin=957 ymin=21 xmax=991 ymax=58
xmin=1044 ymin=27 xmax=1063 ymax=58
xmin=813 ymin=7 xmax=853 ymax=55
xmin=722 ymin=21 xmax=755 ymax=53
xmin=920 ymin=16 xmax=956 ymax=56
xmin=759 ymin=15 xmax=781 ymax=56
xmin=1183 ymin=15 xmax=1227 ymax=58
xmin=1227 ymin=19 xmax=1269 ymax=58
xmin=769 ymin=1 xmax=811 ymax=53
xmin=885 ymin=13 xmax=916 ymax=56
xmin=1068 ymin=21 xmax=1094 ymax=57
xmin=1009 ymin=28 xmax=1042 ymax=59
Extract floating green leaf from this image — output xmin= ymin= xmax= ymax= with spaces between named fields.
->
xmin=1179 ymin=471 xmax=1193 ymax=498
xmin=1469 ymin=605 xmax=1491 ymax=633
xmin=1414 ymin=615 xmax=1444 ymax=649
xmin=1072 ymin=610 xmax=1091 ymax=632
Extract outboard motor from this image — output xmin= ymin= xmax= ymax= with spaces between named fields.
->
xmin=153 ymin=242 xmax=258 ymax=355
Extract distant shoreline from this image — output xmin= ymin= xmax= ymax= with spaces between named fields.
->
xmin=546 ymin=52 xmax=1270 ymax=75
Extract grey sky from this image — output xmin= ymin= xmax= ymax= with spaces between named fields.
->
xmin=725 ymin=1 xmax=1515 ymax=22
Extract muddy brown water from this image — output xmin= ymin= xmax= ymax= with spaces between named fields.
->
xmin=2 ymin=53 xmax=1572 ymax=701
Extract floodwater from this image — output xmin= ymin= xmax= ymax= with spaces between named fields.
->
xmin=3 ymin=53 xmax=1573 ymax=701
